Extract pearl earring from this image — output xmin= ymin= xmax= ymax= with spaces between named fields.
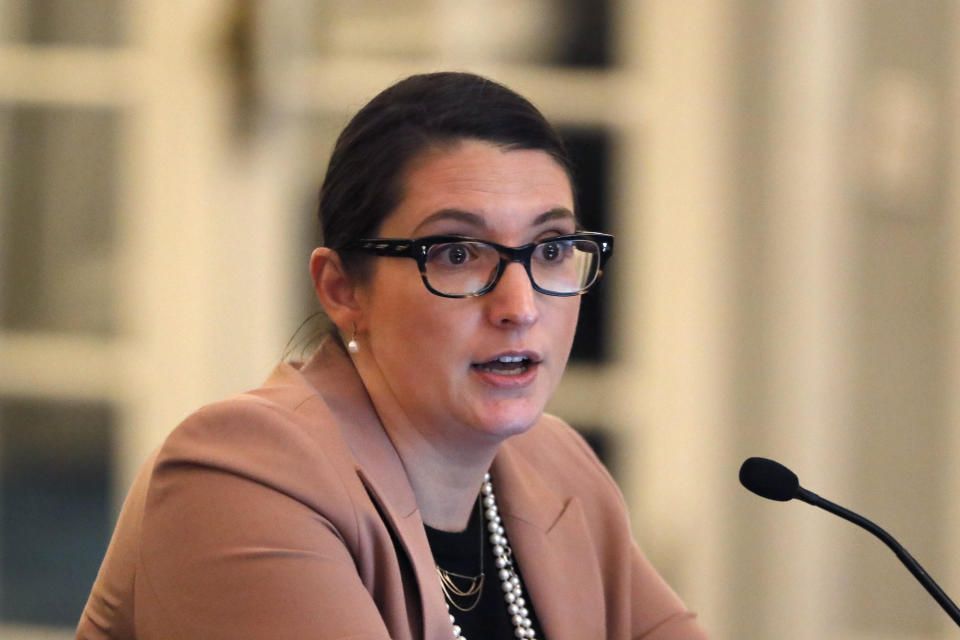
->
xmin=347 ymin=325 xmax=359 ymax=353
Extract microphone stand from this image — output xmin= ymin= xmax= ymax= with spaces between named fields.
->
xmin=797 ymin=487 xmax=960 ymax=627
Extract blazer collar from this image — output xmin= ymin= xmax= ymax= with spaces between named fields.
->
xmin=493 ymin=442 xmax=606 ymax=640
xmin=492 ymin=442 xmax=566 ymax=532
xmin=273 ymin=340 xmax=450 ymax=639
xmin=280 ymin=339 xmax=419 ymax=515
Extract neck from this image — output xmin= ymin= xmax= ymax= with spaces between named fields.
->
xmin=392 ymin=425 xmax=497 ymax=532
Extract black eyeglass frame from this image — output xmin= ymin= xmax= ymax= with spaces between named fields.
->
xmin=342 ymin=232 xmax=614 ymax=298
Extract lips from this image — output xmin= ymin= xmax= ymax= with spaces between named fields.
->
xmin=471 ymin=351 xmax=542 ymax=377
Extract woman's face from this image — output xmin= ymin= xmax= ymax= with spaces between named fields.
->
xmin=354 ymin=139 xmax=580 ymax=445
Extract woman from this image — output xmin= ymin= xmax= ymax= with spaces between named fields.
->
xmin=77 ymin=72 xmax=709 ymax=639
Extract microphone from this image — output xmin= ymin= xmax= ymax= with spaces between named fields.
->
xmin=739 ymin=456 xmax=960 ymax=627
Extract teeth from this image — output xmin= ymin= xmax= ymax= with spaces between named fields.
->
xmin=497 ymin=355 xmax=527 ymax=363
xmin=477 ymin=362 xmax=527 ymax=375
xmin=488 ymin=366 xmax=524 ymax=376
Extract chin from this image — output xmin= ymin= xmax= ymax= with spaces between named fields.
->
xmin=472 ymin=400 xmax=544 ymax=441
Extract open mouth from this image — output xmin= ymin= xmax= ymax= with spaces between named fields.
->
xmin=472 ymin=354 xmax=539 ymax=376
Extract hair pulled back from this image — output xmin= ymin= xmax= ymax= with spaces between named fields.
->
xmin=318 ymin=72 xmax=573 ymax=277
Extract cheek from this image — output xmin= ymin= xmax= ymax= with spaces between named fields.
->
xmin=551 ymin=300 xmax=582 ymax=370
xmin=553 ymin=298 xmax=582 ymax=341
xmin=364 ymin=268 xmax=466 ymax=359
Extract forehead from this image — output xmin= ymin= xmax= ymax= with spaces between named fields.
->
xmin=380 ymin=140 xmax=575 ymax=237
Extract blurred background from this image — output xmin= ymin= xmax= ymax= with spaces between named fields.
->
xmin=1 ymin=1 xmax=959 ymax=638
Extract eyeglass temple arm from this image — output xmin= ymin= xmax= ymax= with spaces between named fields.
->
xmin=344 ymin=240 xmax=418 ymax=257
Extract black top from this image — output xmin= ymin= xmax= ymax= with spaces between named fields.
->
xmin=424 ymin=498 xmax=546 ymax=639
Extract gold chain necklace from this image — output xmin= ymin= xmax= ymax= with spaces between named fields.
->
xmin=435 ymin=497 xmax=484 ymax=612
xmin=437 ymin=568 xmax=485 ymax=612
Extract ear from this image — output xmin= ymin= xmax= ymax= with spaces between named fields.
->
xmin=310 ymin=248 xmax=364 ymax=334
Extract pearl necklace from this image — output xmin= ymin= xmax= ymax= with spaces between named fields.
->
xmin=444 ymin=473 xmax=536 ymax=640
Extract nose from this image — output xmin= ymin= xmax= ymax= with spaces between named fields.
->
xmin=484 ymin=261 xmax=539 ymax=328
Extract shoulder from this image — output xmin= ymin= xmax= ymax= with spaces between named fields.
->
xmin=152 ymin=370 xmax=361 ymax=522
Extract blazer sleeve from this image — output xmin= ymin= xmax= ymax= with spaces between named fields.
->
xmin=134 ymin=460 xmax=392 ymax=640
xmin=76 ymin=451 xmax=157 ymax=639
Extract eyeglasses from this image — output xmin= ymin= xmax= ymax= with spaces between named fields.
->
xmin=343 ymin=232 xmax=613 ymax=298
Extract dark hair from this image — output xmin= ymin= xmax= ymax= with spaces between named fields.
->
xmin=318 ymin=71 xmax=574 ymax=278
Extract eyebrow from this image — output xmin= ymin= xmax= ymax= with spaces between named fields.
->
xmin=411 ymin=207 xmax=577 ymax=235
xmin=533 ymin=207 xmax=577 ymax=226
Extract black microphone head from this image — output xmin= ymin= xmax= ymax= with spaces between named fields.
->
xmin=739 ymin=457 xmax=800 ymax=501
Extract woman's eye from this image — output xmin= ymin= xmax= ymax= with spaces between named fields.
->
xmin=537 ymin=241 xmax=570 ymax=262
xmin=447 ymin=245 xmax=468 ymax=264
xmin=431 ymin=243 xmax=474 ymax=266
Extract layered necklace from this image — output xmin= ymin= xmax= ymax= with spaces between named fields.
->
xmin=439 ymin=473 xmax=537 ymax=640
xmin=436 ymin=500 xmax=485 ymax=612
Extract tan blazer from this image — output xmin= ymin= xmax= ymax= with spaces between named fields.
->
xmin=77 ymin=340 xmax=709 ymax=639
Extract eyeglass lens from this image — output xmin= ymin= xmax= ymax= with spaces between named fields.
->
xmin=424 ymin=239 xmax=600 ymax=295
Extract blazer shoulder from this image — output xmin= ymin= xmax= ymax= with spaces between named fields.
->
xmin=154 ymin=384 xmax=360 ymax=519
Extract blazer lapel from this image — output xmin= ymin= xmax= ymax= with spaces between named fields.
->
xmin=355 ymin=471 xmax=452 ymax=640
xmin=296 ymin=341 xmax=452 ymax=640
xmin=493 ymin=442 xmax=607 ymax=640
